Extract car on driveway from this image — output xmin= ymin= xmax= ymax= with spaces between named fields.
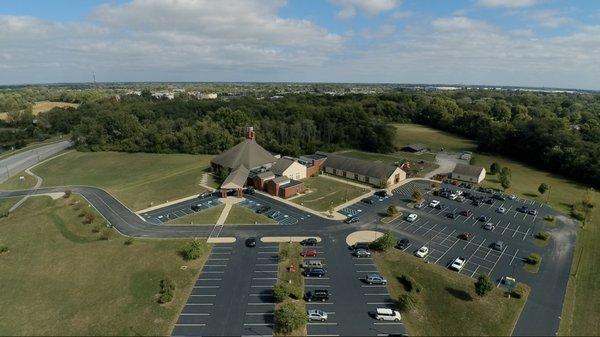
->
xmin=395 ymin=238 xmax=410 ymax=250
xmin=245 ymin=237 xmax=256 ymax=247
xmin=344 ymin=216 xmax=360 ymax=224
xmin=301 ymin=238 xmax=318 ymax=246
xmin=516 ymin=205 xmax=529 ymax=213
xmin=256 ymin=206 xmax=271 ymax=214
xmin=458 ymin=232 xmax=474 ymax=241
xmin=491 ymin=241 xmax=505 ymax=251
xmin=304 ymin=267 xmax=326 ymax=277
xmin=406 ymin=213 xmax=418 ymax=222
xmin=460 ymin=210 xmax=473 ymax=217
xmin=305 ymin=289 xmax=329 ymax=302
xmin=307 ymin=309 xmax=328 ymax=321
xmin=478 ymin=215 xmax=490 ymax=222
xmin=429 ymin=200 xmax=440 ymax=207
xmin=366 ymin=273 xmax=387 ymax=285
xmin=496 ymin=207 xmax=506 ymax=213
xmin=483 ymin=222 xmax=495 ymax=230
xmin=354 ymin=249 xmax=371 ymax=257
xmin=374 ymin=308 xmax=401 ymax=321
xmin=301 ymin=249 xmax=318 ymax=257
xmin=450 ymin=257 xmax=466 ymax=271
xmin=528 ymin=209 xmax=538 ymax=215
xmin=361 ymin=198 xmax=375 ymax=205
xmin=415 ymin=246 xmax=429 ymax=258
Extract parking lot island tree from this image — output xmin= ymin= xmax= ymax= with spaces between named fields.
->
xmin=274 ymin=301 xmax=307 ymax=334
xmin=474 ymin=274 xmax=494 ymax=296
xmin=369 ymin=231 xmax=395 ymax=251
xmin=411 ymin=189 xmax=424 ymax=204
xmin=538 ymin=183 xmax=549 ymax=195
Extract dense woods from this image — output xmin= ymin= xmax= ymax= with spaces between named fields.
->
xmin=1 ymin=87 xmax=599 ymax=188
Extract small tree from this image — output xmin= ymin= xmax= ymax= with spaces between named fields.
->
xmin=411 ymin=189 xmax=424 ymax=204
xmin=273 ymin=283 xmax=288 ymax=303
xmin=387 ymin=205 xmax=399 ymax=217
xmin=369 ymin=231 xmax=395 ymax=251
xmin=63 ymin=190 xmax=72 ymax=199
xmin=490 ymin=162 xmax=501 ymax=175
xmin=398 ymin=293 xmax=418 ymax=312
xmin=274 ymin=301 xmax=307 ymax=333
xmin=83 ymin=211 xmax=96 ymax=224
xmin=181 ymin=239 xmax=206 ymax=260
xmin=500 ymin=166 xmax=512 ymax=178
xmin=474 ymin=274 xmax=493 ymax=296
xmin=538 ymin=183 xmax=548 ymax=195
xmin=500 ymin=174 xmax=511 ymax=191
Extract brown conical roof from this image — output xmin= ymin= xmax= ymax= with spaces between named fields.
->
xmin=211 ymin=138 xmax=276 ymax=170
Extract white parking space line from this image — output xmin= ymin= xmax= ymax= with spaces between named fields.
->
xmin=248 ymin=302 xmax=276 ymax=305
xmin=180 ymin=313 xmax=210 ymax=316
xmin=251 ymin=285 xmax=275 ymax=288
xmin=245 ymin=312 xmax=274 ymax=316
xmin=243 ymin=323 xmax=274 ymax=326
xmin=252 ymin=277 xmax=278 ymax=280
xmin=197 ymin=278 xmax=222 ymax=281
xmin=361 ymin=285 xmax=387 ymax=288
xmin=512 ymin=225 xmax=521 ymax=238
xmin=175 ymin=324 xmax=206 ymax=327
xmin=523 ymin=228 xmax=531 ymax=240
xmin=502 ymin=222 xmax=511 ymax=235
xmin=365 ymin=293 xmax=390 ymax=296
xmin=373 ymin=322 xmax=404 ymax=325
xmin=435 ymin=237 xmax=460 ymax=263
xmin=509 ymin=249 xmax=520 ymax=265
xmin=194 ymin=285 xmax=219 ymax=288
xmin=487 ymin=245 xmax=508 ymax=276
xmin=204 ymin=264 xmax=227 ymax=267
xmin=190 ymin=294 xmax=217 ymax=297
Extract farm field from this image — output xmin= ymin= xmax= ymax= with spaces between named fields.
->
xmin=393 ymin=123 xmax=478 ymax=153
xmin=0 ymin=195 xmax=209 ymax=336
xmin=291 ymin=176 xmax=369 ymax=212
xmin=0 ymin=101 xmax=79 ymax=120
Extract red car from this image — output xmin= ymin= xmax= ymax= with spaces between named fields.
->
xmin=301 ymin=249 xmax=318 ymax=257
xmin=458 ymin=232 xmax=474 ymax=241
xmin=460 ymin=210 xmax=473 ymax=217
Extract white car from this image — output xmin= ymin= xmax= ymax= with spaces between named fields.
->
xmin=406 ymin=213 xmax=418 ymax=222
xmin=374 ymin=308 xmax=401 ymax=321
xmin=448 ymin=193 xmax=457 ymax=200
xmin=508 ymin=194 xmax=517 ymax=200
xmin=415 ymin=246 xmax=429 ymax=258
xmin=496 ymin=207 xmax=506 ymax=213
xmin=455 ymin=190 xmax=463 ymax=196
xmin=429 ymin=200 xmax=440 ymax=207
xmin=307 ymin=309 xmax=328 ymax=322
xmin=450 ymin=257 xmax=466 ymax=271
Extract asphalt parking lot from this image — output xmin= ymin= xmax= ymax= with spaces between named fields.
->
xmin=140 ymin=194 xmax=221 ymax=225
xmin=240 ymin=194 xmax=315 ymax=226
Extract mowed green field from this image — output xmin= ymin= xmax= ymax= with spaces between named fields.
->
xmin=225 ymin=205 xmax=277 ymax=224
xmin=292 ymin=175 xmax=369 ymax=212
xmin=28 ymin=151 xmax=212 ymax=211
xmin=394 ymin=123 xmax=599 ymax=336
xmin=374 ymin=250 xmax=529 ymax=336
xmin=0 ymin=195 xmax=210 ymax=336
xmin=393 ymin=123 xmax=478 ymax=153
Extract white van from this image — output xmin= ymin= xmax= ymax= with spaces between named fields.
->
xmin=375 ymin=308 xmax=402 ymax=321
xmin=302 ymin=260 xmax=323 ymax=268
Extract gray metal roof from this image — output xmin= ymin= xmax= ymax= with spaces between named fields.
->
xmin=271 ymin=158 xmax=295 ymax=176
xmin=211 ymin=139 xmax=276 ymax=170
xmin=402 ymin=143 xmax=427 ymax=151
xmin=452 ymin=163 xmax=485 ymax=177
xmin=255 ymin=171 xmax=275 ymax=180
xmin=321 ymin=152 xmax=401 ymax=179
xmin=221 ymin=165 xmax=249 ymax=189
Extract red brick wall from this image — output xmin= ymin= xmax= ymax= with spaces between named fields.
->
xmin=280 ymin=183 xmax=305 ymax=199
xmin=266 ymin=180 xmax=279 ymax=196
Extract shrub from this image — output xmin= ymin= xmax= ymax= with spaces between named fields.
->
xmin=274 ymin=301 xmax=307 ymax=333
xmin=369 ymin=231 xmax=395 ymax=251
xmin=288 ymin=284 xmax=303 ymax=300
xmin=124 ymin=238 xmax=134 ymax=246
xmin=510 ymin=284 xmax=526 ymax=299
xmin=273 ymin=283 xmax=289 ymax=303
xmin=158 ymin=278 xmax=175 ymax=304
xmin=0 ymin=211 xmax=9 ymax=218
xmin=474 ymin=274 xmax=494 ymax=296
xmin=83 ymin=211 xmax=96 ymax=224
xmin=0 ymin=245 xmax=8 ymax=254
xmin=91 ymin=225 xmax=101 ymax=233
xmin=181 ymin=239 xmax=206 ymax=260
xmin=525 ymin=253 xmax=541 ymax=265
xmin=535 ymin=232 xmax=550 ymax=241
xmin=399 ymin=274 xmax=422 ymax=293
xmin=398 ymin=293 xmax=418 ymax=312
xmin=387 ymin=205 xmax=399 ymax=216
xmin=99 ymin=229 xmax=112 ymax=241
xmin=158 ymin=291 xmax=173 ymax=304
xmin=63 ymin=190 xmax=72 ymax=198
xmin=544 ymin=215 xmax=555 ymax=222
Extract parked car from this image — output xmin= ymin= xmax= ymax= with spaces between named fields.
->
xmin=352 ymin=242 xmax=370 ymax=251
xmin=434 ymin=203 xmax=444 ymax=210
xmin=528 ymin=209 xmax=538 ymax=215
xmin=256 ymin=206 xmax=271 ymax=214
xmin=516 ymin=206 xmax=529 ymax=213
xmin=361 ymin=198 xmax=375 ymax=205
xmin=301 ymin=249 xmax=318 ymax=257
xmin=191 ymin=204 xmax=202 ymax=211
xmin=458 ymin=232 xmax=474 ymax=241
xmin=344 ymin=216 xmax=360 ymax=224
xmin=375 ymin=190 xmax=390 ymax=197
xmin=366 ymin=273 xmax=387 ymax=285
xmin=429 ymin=200 xmax=440 ymax=207
xmin=508 ymin=194 xmax=517 ymax=200
xmin=460 ymin=210 xmax=473 ymax=217
xmin=245 ymin=237 xmax=256 ymax=247
xmin=305 ymin=289 xmax=329 ymax=302
xmin=354 ymin=249 xmax=371 ymax=257
xmin=483 ymin=222 xmax=495 ymax=230
xmin=406 ymin=213 xmax=418 ymax=222
xmin=374 ymin=308 xmax=401 ymax=321
xmin=496 ymin=207 xmax=507 ymax=213
xmin=301 ymin=238 xmax=318 ymax=246
xmin=415 ymin=246 xmax=429 ymax=258
xmin=448 ymin=193 xmax=458 ymax=200
xmin=485 ymin=198 xmax=494 ymax=204
xmin=491 ymin=240 xmax=505 ymax=251
xmin=414 ymin=202 xmax=425 ymax=209
xmin=302 ymin=260 xmax=323 ymax=268
xmin=307 ymin=309 xmax=328 ymax=321
xmin=478 ymin=215 xmax=490 ymax=222
xmin=243 ymin=188 xmax=255 ymax=195
xmin=304 ymin=267 xmax=326 ymax=277
xmin=198 ymin=192 xmax=212 ymax=199
xmin=269 ymin=211 xmax=281 ymax=219
xmin=492 ymin=194 xmax=506 ymax=201
xmin=450 ymin=257 xmax=466 ymax=271
xmin=472 ymin=200 xmax=482 ymax=207
xmin=456 ymin=195 xmax=466 ymax=202
xmin=455 ymin=190 xmax=463 ymax=196
xmin=447 ymin=212 xmax=458 ymax=219
xmin=395 ymin=238 xmax=410 ymax=250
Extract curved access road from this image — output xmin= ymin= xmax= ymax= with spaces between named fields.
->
xmin=0 ymin=140 xmax=72 ymax=182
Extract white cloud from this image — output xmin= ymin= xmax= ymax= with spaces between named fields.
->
xmin=529 ymin=9 xmax=572 ymax=28
xmin=331 ymin=0 xmax=400 ymax=19
xmin=391 ymin=11 xmax=412 ymax=19
xmin=477 ymin=0 xmax=540 ymax=8
xmin=432 ymin=16 xmax=493 ymax=31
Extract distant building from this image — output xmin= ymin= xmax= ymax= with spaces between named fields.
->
xmin=401 ymin=143 xmax=428 ymax=153
xmin=451 ymin=163 xmax=486 ymax=183
xmin=152 ymin=92 xmax=175 ymax=100
xmin=317 ymin=152 xmax=406 ymax=187
xmin=196 ymin=92 xmax=218 ymax=100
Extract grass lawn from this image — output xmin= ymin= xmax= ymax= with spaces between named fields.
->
xmin=0 ymin=195 xmax=210 ymax=336
xmin=393 ymin=123 xmax=478 ymax=153
xmin=292 ymin=176 xmax=369 ymax=212
xmin=165 ymin=204 xmax=225 ymax=225
xmin=275 ymin=242 xmax=306 ymax=336
xmin=27 ymin=151 xmax=212 ymax=211
xmin=0 ymin=172 xmax=38 ymax=190
xmin=0 ymin=196 xmax=21 ymax=214
xmin=373 ymin=249 xmax=529 ymax=336
xmin=224 ymin=205 xmax=277 ymax=224
xmin=338 ymin=150 xmax=437 ymax=177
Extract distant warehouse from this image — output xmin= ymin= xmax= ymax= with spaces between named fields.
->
xmin=451 ymin=163 xmax=486 ymax=184
xmin=316 ymin=152 xmax=406 ymax=187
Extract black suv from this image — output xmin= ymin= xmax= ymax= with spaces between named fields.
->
xmin=245 ymin=237 xmax=256 ymax=247
xmin=244 ymin=188 xmax=255 ymax=195
xmin=492 ymin=194 xmax=506 ymax=201
xmin=374 ymin=190 xmax=390 ymax=197
xmin=256 ymin=206 xmax=271 ymax=214
xmin=301 ymin=238 xmax=318 ymax=246
xmin=304 ymin=267 xmax=326 ymax=277
xmin=352 ymin=242 xmax=370 ymax=251
xmin=305 ymin=289 xmax=329 ymax=302
xmin=395 ymin=239 xmax=409 ymax=249
xmin=361 ymin=198 xmax=374 ymax=205
xmin=191 ymin=204 xmax=202 ymax=211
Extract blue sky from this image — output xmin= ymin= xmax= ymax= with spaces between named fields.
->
xmin=1 ymin=0 xmax=600 ymax=89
